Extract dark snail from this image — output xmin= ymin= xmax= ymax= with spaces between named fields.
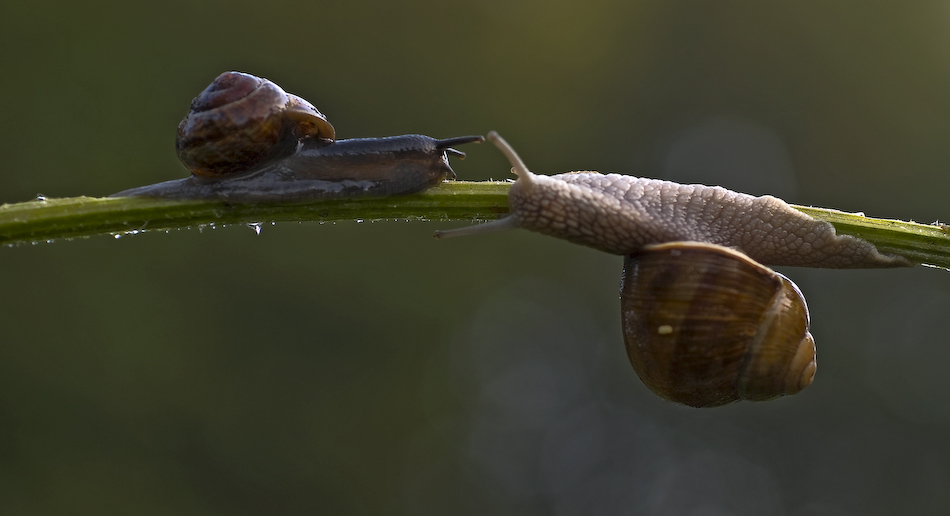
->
xmin=111 ymin=71 xmax=483 ymax=202
xmin=437 ymin=131 xmax=913 ymax=407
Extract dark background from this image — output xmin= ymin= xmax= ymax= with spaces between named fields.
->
xmin=2 ymin=1 xmax=950 ymax=514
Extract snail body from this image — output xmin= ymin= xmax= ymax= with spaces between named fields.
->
xmin=112 ymin=71 xmax=482 ymax=202
xmin=437 ymin=131 xmax=913 ymax=407
xmin=114 ymin=133 xmax=481 ymax=203
xmin=436 ymin=132 xmax=911 ymax=269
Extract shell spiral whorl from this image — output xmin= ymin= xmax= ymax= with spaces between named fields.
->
xmin=175 ymin=71 xmax=335 ymax=177
xmin=621 ymin=242 xmax=818 ymax=407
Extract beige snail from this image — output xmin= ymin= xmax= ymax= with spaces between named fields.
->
xmin=437 ymin=131 xmax=913 ymax=407
xmin=112 ymin=71 xmax=483 ymax=202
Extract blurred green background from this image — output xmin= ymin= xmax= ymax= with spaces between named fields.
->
xmin=2 ymin=1 xmax=950 ymax=514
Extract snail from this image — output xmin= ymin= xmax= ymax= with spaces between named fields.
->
xmin=111 ymin=71 xmax=483 ymax=202
xmin=437 ymin=131 xmax=913 ymax=407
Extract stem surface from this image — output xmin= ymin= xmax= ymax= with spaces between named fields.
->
xmin=1 ymin=182 xmax=947 ymax=270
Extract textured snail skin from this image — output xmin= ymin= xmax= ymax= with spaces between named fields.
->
xmin=509 ymin=172 xmax=908 ymax=268
xmin=621 ymin=242 xmax=817 ymax=407
xmin=112 ymin=134 xmax=476 ymax=203
xmin=437 ymin=131 xmax=912 ymax=269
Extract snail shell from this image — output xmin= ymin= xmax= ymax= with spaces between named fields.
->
xmin=112 ymin=71 xmax=482 ymax=202
xmin=176 ymin=71 xmax=335 ymax=178
xmin=621 ymin=241 xmax=817 ymax=407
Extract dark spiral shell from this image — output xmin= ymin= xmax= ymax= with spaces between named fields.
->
xmin=176 ymin=71 xmax=335 ymax=177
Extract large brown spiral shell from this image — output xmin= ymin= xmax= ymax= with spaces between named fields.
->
xmin=620 ymin=241 xmax=817 ymax=407
xmin=175 ymin=71 xmax=335 ymax=177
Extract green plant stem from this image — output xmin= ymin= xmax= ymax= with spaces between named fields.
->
xmin=0 ymin=181 xmax=511 ymax=245
xmin=1 ymin=181 xmax=948 ymax=269
xmin=793 ymin=206 xmax=950 ymax=270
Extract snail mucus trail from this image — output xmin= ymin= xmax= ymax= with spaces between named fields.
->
xmin=111 ymin=71 xmax=483 ymax=203
xmin=437 ymin=131 xmax=912 ymax=408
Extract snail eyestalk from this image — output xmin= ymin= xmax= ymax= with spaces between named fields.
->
xmin=437 ymin=135 xmax=485 ymax=163
xmin=487 ymin=131 xmax=535 ymax=188
xmin=435 ymin=135 xmax=485 ymax=149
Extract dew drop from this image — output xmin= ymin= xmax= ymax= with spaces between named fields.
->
xmin=247 ymin=222 xmax=263 ymax=235
xmin=34 ymin=194 xmax=47 ymax=202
